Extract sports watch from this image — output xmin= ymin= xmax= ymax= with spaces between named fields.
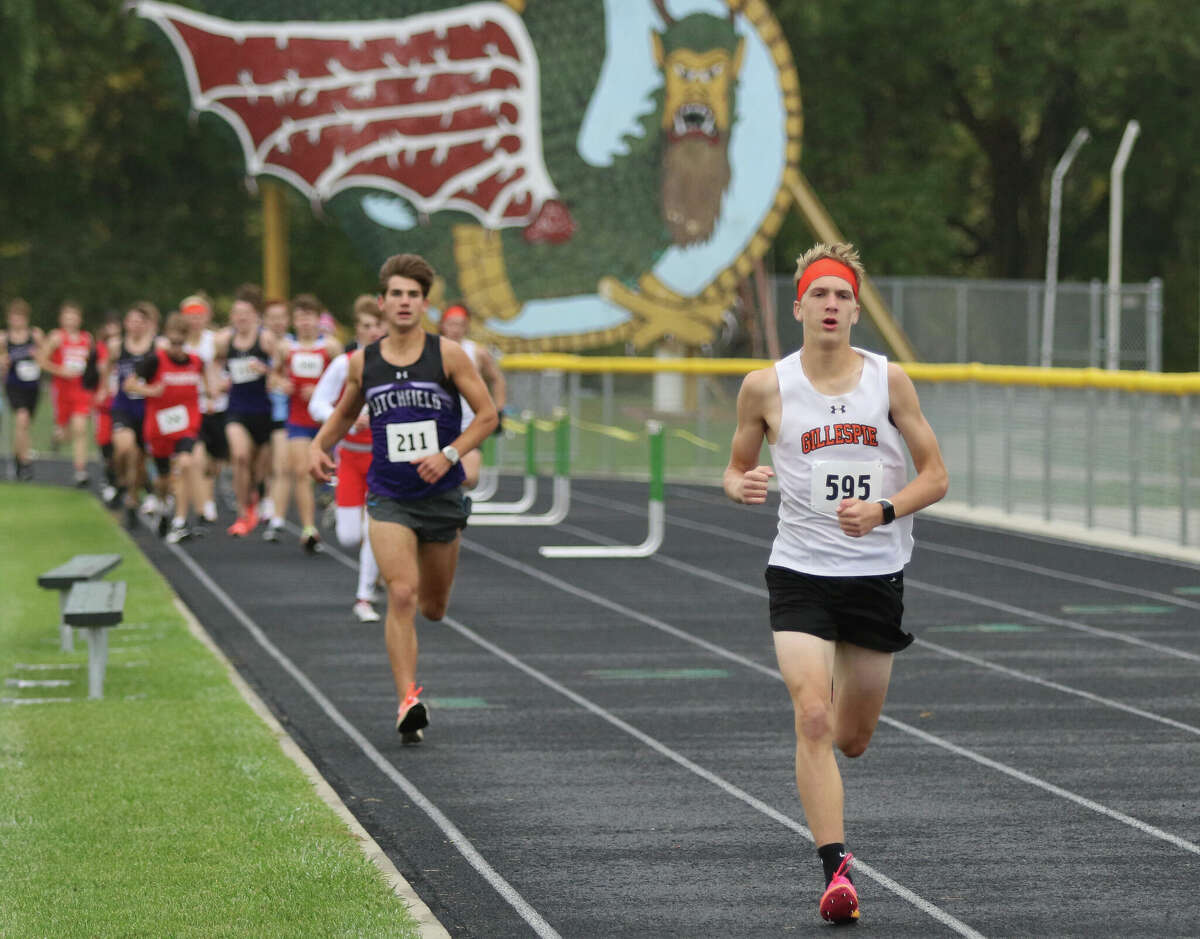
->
xmin=441 ymin=445 xmax=460 ymax=465
xmin=876 ymin=499 xmax=895 ymax=525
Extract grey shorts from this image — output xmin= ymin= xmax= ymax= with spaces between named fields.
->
xmin=366 ymin=487 xmax=470 ymax=543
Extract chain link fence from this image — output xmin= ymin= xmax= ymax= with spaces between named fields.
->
xmin=771 ymin=275 xmax=1163 ymax=370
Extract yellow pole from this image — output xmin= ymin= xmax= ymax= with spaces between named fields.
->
xmin=261 ymin=180 xmax=289 ymax=301
xmin=785 ymin=169 xmax=918 ymax=362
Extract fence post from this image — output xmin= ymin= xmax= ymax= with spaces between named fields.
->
xmin=1182 ymin=395 xmax=1192 ymax=546
xmin=1003 ymin=385 xmax=1014 ymax=514
xmin=1089 ymin=279 xmax=1103 ymax=368
xmin=1043 ymin=387 xmax=1054 ymax=521
xmin=1085 ymin=387 xmax=1097 ymax=529
xmin=1129 ymin=394 xmax=1141 ymax=536
xmin=1146 ymin=277 xmax=1163 ymax=372
xmin=956 ymin=283 xmax=969 ymax=362
xmin=1027 ymin=284 xmax=1040 ymax=366
xmin=967 ymin=381 xmax=978 ymax=506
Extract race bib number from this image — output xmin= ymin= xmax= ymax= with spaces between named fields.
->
xmin=290 ymin=351 xmax=324 ymax=379
xmin=155 ymin=404 xmax=189 ymax=436
xmin=227 ymin=356 xmax=261 ymax=384
xmin=385 ymin=420 xmax=438 ymax=463
xmin=15 ymin=360 xmax=40 ymax=382
xmin=810 ymin=460 xmax=884 ymax=516
xmin=63 ymin=357 xmax=86 ymax=376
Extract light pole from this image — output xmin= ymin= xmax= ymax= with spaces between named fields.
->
xmin=1041 ymin=127 xmax=1090 ymax=368
xmin=1106 ymin=120 xmax=1140 ymax=371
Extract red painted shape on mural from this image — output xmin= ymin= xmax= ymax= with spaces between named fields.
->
xmin=147 ymin=4 xmax=555 ymax=226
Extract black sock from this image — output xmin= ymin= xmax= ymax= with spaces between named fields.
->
xmin=817 ymin=842 xmax=852 ymax=886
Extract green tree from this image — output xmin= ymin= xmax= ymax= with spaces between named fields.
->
xmin=774 ymin=0 xmax=1200 ymax=368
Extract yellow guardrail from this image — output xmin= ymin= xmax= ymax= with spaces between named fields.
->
xmin=498 ymin=354 xmax=1200 ymax=394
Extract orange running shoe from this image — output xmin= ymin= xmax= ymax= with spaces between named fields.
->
xmin=396 ymin=683 xmax=428 ymax=744
xmin=226 ymin=515 xmax=251 ymax=537
xmin=243 ymin=501 xmax=259 ymax=530
xmin=819 ymin=852 xmax=859 ymax=924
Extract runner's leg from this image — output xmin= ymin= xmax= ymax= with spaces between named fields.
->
xmin=773 ymin=631 xmax=843 ymax=846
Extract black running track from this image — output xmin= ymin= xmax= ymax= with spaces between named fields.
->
xmin=115 ymin=474 xmax=1200 ymax=936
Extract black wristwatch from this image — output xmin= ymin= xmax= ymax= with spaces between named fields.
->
xmin=877 ymin=499 xmax=895 ymax=525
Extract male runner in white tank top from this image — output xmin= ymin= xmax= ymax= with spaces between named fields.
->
xmin=438 ymin=304 xmax=506 ymax=489
xmin=724 ymin=242 xmax=948 ymax=926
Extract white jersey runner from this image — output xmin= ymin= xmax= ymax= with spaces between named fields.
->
xmin=767 ymin=347 xmax=913 ymax=577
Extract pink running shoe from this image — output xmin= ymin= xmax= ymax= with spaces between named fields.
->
xmin=226 ymin=515 xmax=252 ymax=537
xmin=819 ymin=852 xmax=859 ymax=924
xmin=396 ymin=683 xmax=428 ymax=744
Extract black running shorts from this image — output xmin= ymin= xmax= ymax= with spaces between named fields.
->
xmin=4 ymin=383 xmax=39 ymax=414
xmin=367 ymin=487 xmax=470 ymax=543
xmin=765 ymin=565 xmax=912 ymax=653
xmin=225 ymin=411 xmax=273 ymax=447
xmin=200 ymin=412 xmax=229 ymax=460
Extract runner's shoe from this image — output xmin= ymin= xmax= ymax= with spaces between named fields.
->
xmin=396 ymin=683 xmax=428 ymax=743
xmin=819 ymin=852 xmax=859 ymax=924
xmin=243 ymin=501 xmax=259 ymax=530
xmin=301 ymin=525 xmax=322 ymax=554
xmin=165 ymin=525 xmax=192 ymax=545
xmin=226 ymin=515 xmax=253 ymax=537
xmin=263 ymin=523 xmax=281 ymax=542
xmin=352 ymin=599 xmax=381 ymax=623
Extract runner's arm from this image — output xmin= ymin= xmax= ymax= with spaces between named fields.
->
xmin=885 ymin=363 xmax=948 ymax=518
xmin=443 ymin=337 xmax=499 ymax=455
xmin=309 ymin=349 xmax=365 ymax=482
xmin=308 ymin=354 xmax=347 ymax=423
xmin=724 ymin=367 xmax=775 ymax=505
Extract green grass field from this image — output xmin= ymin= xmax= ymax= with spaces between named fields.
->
xmin=0 ymin=485 xmax=421 ymax=938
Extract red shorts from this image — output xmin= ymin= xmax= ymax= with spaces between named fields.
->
xmin=94 ymin=407 xmax=113 ymax=447
xmin=53 ymin=381 xmax=92 ymax=426
xmin=336 ymin=447 xmax=372 ymax=508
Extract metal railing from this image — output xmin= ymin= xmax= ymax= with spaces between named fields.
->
xmin=770 ymin=275 xmax=1163 ymax=370
xmin=497 ymin=356 xmax=1199 ymax=549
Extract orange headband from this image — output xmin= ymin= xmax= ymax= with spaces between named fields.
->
xmin=180 ymin=300 xmax=209 ymax=316
xmin=441 ymin=305 xmax=468 ymax=322
xmin=796 ymin=258 xmax=859 ymax=300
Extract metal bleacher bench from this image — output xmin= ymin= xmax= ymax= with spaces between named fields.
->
xmin=63 ymin=580 xmax=128 ymax=700
xmin=37 ymin=553 xmax=123 ymax=653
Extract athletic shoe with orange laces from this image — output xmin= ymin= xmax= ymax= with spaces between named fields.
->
xmin=819 ymin=852 xmax=859 ymax=924
xmin=226 ymin=515 xmax=253 ymax=537
xmin=396 ymin=683 xmax=428 ymax=744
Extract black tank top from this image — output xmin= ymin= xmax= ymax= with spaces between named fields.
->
xmin=363 ymin=333 xmax=464 ymax=500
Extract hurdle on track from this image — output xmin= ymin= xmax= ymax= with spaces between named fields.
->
xmin=470 ymin=435 xmax=500 ymax=503
xmin=472 ymin=411 xmax=538 ymax=513
xmin=539 ymin=421 xmax=665 ymax=559
xmin=469 ymin=412 xmax=572 ymax=527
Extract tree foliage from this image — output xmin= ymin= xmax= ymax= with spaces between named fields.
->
xmin=2 ymin=0 xmax=1199 ymax=367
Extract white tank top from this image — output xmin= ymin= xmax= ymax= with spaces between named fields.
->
xmin=767 ymin=347 xmax=913 ymax=576
xmin=184 ymin=328 xmax=228 ymax=413
xmin=459 ymin=337 xmax=479 ymax=430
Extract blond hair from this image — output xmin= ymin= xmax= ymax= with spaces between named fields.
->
xmin=793 ymin=242 xmax=866 ymax=290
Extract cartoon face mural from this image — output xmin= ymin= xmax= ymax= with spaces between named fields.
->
xmin=135 ymin=0 xmax=802 ymax=352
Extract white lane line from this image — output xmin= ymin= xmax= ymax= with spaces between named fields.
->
xmin=310 ymin=525 xmax=983 ymax=935
xmin=462 ymin=538 xmax=1200 ymax=858
xmin=575 ymin=488 xmax=1200 ymax=608
xmin=167 ymin=542 xmax=562 ymax=939
xmin=441 ymin=614 xmax=985 ymax=939
xmin=570 ymin=491 xmax=1200 ymax=661
xmin=915 ymin=542 xmax=1200 ymax=611
xmin=575 ymin=529 xmax=1200 ymax=740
